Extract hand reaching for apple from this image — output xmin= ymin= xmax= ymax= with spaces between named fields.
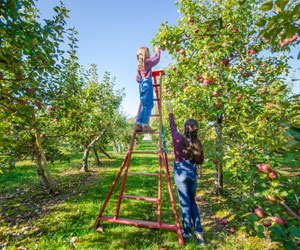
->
xmin=167 ymin=102 xmax=173 ymax=113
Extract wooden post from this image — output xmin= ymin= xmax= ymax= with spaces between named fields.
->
xmin=35 ymin=132 xmax=56 ymax=193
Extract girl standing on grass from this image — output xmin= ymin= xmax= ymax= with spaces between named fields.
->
xmin=135 ymin=46 xmax=160 ymax=133
xmin=167 ymin=102 xmax=205 ymax=246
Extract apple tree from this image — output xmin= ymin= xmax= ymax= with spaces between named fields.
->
xmin=153 ymin=0 xmax=300 ymax=248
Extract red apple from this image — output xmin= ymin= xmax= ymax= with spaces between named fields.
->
xmin=262 ymin=219 xmax=271 ymax=227
xmin=280 ymin=41 xmax=286 ymax=48
xmin=196 ymin=196 xmax=201 ymax=201
xmin=266 ymin=195 xmax=276 ymax=202
xmin=54 ymin=191 xmax=60 ymax=196
xmin=172 ymin=66 xmax=176 ymax=71
xmin=250 ymin=49 xmax=258 ymax=55
xmin=0 ymin=72 xmax=3 ymax=79
xmin=255 ymin=204 xmax=259 ymax=208
xmin=35 ymin=102 xmax=42 ymax=109
xmin=275 ymin=217 xmax=285 ymax=225
xmin=179 ymin=49 xmax=185 ymax=55
xmin=291 ymin=34 xmax=298 ymax=42
xmin=216 ymin=218 xmax=221 ymax=223
xmin=161 ymin=45 xmax=166 ymax=51
xmin=194 ymin=28 xmax=199 ymax=34
xmin=239 ymin=67 xmax=244 ymax=72
xmin=40 ymin=133 xmax=46 ymax=138
xmin=28 ymin=88 xmax=36 ymax=94
xmin=212 ymin=91 xmax=217 ymax=97
xmin=188 ymin=17 xmax=193 ymax=23
xmin=15 ymin=72 xmax=23 ymax=80
xmin=264 ymin=39 xmax=270 ymax=43
xmin=214 ymin=160 xmax=218 ymax=164
xmin=54 ymin=118 xmax=60 ymax=122
xmin=230 ymin=227 xmax=235 ymax=233
xmin=298 ymin=210 xmax=300 ymax=216
xmin=221 ymin=219 xmax=228 ymax=225
xmin=261 ymin=164 xmax=271 ymax=173
xmin=237 ymin=94 xmax=242 ymax=101
xmin=233 ymin=28 xmax=238 ymax=33
xmin=268 ymin=171 xmax=277 ymax=179
xmin=267 ymin=103 xmax=274 ymax=108
xmin=96 ymin=226 xmax=105 ymax=233
xmin=255 ymin=208 xmax=264 ymax=218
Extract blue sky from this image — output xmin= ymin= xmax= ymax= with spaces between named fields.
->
xmin=36 ymin=0 xmax=180 ymax=117
xmin=36 ymin=1 xmax=299 ymax=117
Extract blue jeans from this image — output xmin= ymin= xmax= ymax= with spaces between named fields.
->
xmin=136 ymin=77 xmax=153 ymax=126
xmin=174 ymin=159 xmax=203 ymax=236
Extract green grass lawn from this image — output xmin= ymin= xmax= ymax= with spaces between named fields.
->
xmin=0 ymin=140 xmax=281 ymax=250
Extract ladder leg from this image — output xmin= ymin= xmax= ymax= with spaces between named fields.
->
xmin=162 ymin=155 xmax=184 ymax=246
xmin=93 ymin=153 xmax=129 ymax=228
xmin=158 ymin=153 xmax=162 ymax=225
xmin=114 ymin=152 xmax=132 ymax=219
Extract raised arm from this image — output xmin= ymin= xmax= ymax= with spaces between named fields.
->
xmin=146 ymin=46 xmax=160 ymax=68
xmin=168 ymin=102 xmax=181 ymax=141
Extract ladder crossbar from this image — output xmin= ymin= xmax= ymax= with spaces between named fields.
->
xmin=135 ymin=131 xmax=159 ymax=134
xmin=121 ymin=195 xmax=159 ymax=202
xmin=131 ymin=151 xmax=160 ymax=154
xmin=127 ymin=172 xmax=159 ymax=176
xmin=98 ymin=216 xmax=177 ymax=230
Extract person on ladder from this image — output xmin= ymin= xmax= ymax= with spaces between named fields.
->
xmin=135 ymin=46 xmax=160 ymax=132
xmin=167 ymin=101 xmax=205 ymax=246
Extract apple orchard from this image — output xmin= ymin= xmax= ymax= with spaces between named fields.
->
xmin=153 ymin=0 xmax=300 ymax=248
xmin=1 ymin=0 xmax=300 ymax=249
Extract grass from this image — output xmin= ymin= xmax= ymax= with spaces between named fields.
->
xmin=0 ymin=140 xmax=282 ymax=249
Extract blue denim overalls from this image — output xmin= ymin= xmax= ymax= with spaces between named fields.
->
xmin=136 ymin=71 xmax=154 ymax=126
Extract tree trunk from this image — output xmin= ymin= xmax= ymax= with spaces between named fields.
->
xmin=92 ymin=148 xmax=101 ymax=166
xmin=33 ymin=144 xmax=50 ymax=190
xmin=100 ymin=145 xmax=112 ymax=159
xmin=112 ymin=140 xmax=118 ymax=154
xmin=81 ymin=127 xmax=106 ymax=172
xmin=214 ymin=118 xmax=224 ymax=196
xmin=35 ymin=133 xmax=56 ymax=193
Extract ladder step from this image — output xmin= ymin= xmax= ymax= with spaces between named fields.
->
xmin=154 ymin=98 xmax=160 ymax=101
xmin=153 ymin=84 xmax=160 ymax=87
xmin=98 ymin=216 xmax=177 ymax=230
xmin=135 ymin=131 xmax=159 ymax=134
xmin=121 ymin=195 xmax=159 ymax=202
xmin=131 ymin=151 xmax=160 ymax=154
xmin=127 ymin=172 xmax=159 ymax=176
xmin=150 ymin=114 xmax=159 ymax=117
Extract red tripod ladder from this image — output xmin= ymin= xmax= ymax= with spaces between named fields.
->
xmin=93 ymin=70 xmax=184 ymax=246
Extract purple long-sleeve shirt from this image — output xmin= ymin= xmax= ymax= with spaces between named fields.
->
xmin=169 ymin=113 xmax=204 ymax=165
xmin=136 ymin=50 xmax=160 ymax=82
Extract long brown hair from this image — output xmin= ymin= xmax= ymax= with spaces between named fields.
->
xmin=182 ymin=119 xmax=203 ymax=162
xmin=137 ymin=47 xmax=150 ymax=71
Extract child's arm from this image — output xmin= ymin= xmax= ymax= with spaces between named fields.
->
xmin=168 ymin=102 xmax=181 ymax=141
xmin=147 ymin=46 xmax=161 ymax=68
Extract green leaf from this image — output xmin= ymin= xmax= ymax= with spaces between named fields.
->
xmin=288 ymin=227 xmax=300 ymax=238
xmin=282 ymin=240 xmax=296 ymax=250
xmin=288 ymin=127 xmax=300 ymax=140
xmin=247 ymin=214 xmax=259 ymax=222
xmin=275 ymin=0 xmax=287 ymax=12
xmin=257 ymin=19 xmax=267 ymax=27
xmin=261 ymin=1 xmax=273 ymax=11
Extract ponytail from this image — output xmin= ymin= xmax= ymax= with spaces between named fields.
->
xmin=137 ymin=47 xmax=150 ymax=71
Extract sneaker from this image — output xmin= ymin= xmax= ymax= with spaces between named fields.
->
xmin=181 ymin=230 xmax=192 ymax=242
xmin=143 ymin=126 xmax=156 ymax=133
xmin=135 ymin=125 xmax=143 ymax=132
xmin=195 ymin=233 xmax=205 ymax=246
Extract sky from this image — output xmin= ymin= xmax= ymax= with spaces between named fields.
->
xmin=36 ymin=0 xmax=299 ymax=118
xmin=35 ymin=0 xmax=180 ymax=118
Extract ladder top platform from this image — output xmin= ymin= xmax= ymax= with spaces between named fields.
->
xmin=152 ymin=70 xmax=165 ymax=77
